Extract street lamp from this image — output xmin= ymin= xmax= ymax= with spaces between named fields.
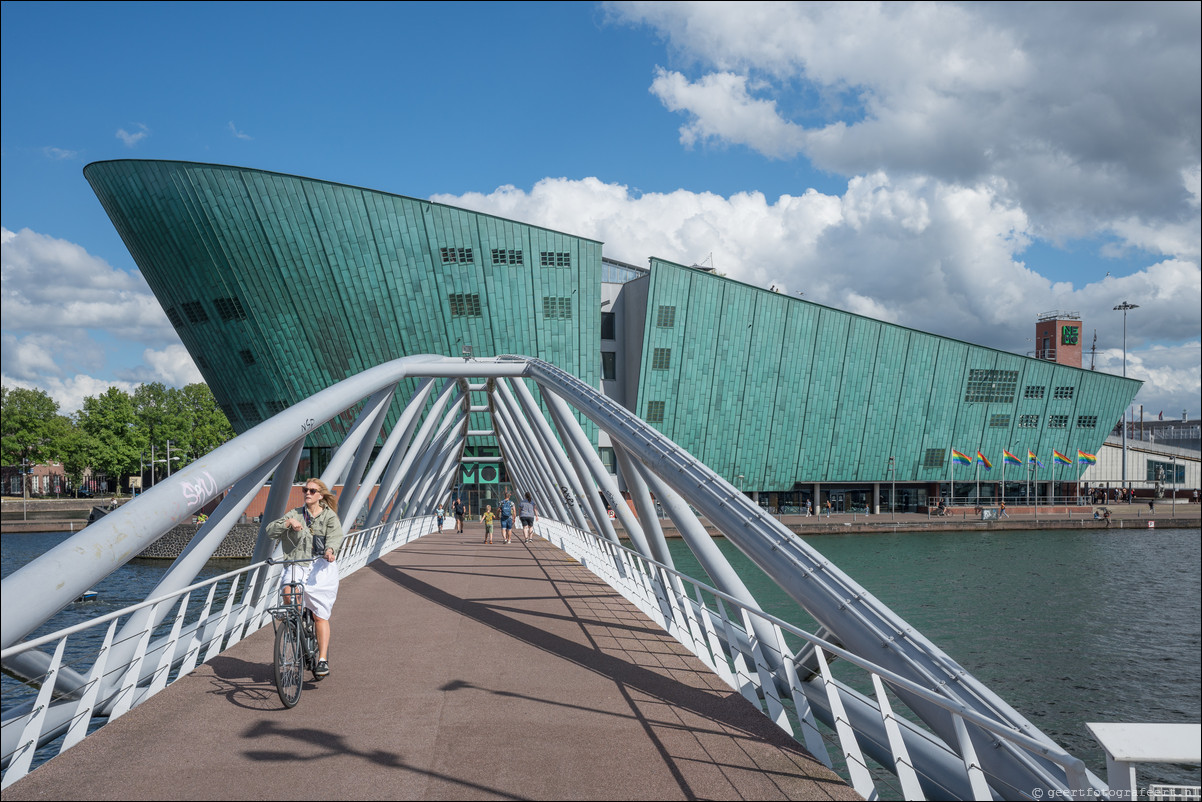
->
xmin=1113 ymin=302 xmax=1139 ymax=496
xmin=888 ymin=456 xmax=896 ymax=521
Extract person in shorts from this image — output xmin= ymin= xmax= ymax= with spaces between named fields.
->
xmin=518 ymin=492 xmax=538 ymax=543
xmin=498 ymin=490 xmax=516 ymax=545
xmin=453 ymin=496 xmax=467 ymax=533
xmin=482 ymin=505 xmax=495 ymax=544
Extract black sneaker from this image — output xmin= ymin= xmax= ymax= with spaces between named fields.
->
xmin=315 ymin=660 xmax=330 ymax=678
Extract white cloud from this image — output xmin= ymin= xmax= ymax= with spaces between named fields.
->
xmin=140 ymin=345 xmax=202 ymax=386
xmin=434 ymin=172 xmax=1201 ymax=415
xmin=1 ymin=227 xmax=195 ymax=412
xmin=1 ymin=227 xmax=173 ymax=338
xmin=228 ymin=121 xmax=252 ymax=141
xmin=609 ymin=1 xmax=1202 ymax=256
xmin=116 ymin=123 xmax=149 ymax=147
xmin=650 ymin=68 xmax=805 ymax=158
xmin=42 ymin=146 xmax=79 ymax=160
xmin=0 ymin=372 xmax=142 ymax=418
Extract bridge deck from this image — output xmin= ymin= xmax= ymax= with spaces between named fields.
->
xmin=5 ymin=528 xmax=859 ymax=801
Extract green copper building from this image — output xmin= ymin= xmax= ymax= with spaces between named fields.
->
xmin=85 ymin=160 xmax=1140 ymax=512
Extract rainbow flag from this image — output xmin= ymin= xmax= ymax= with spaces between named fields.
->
xmin=1077 ymin=449 xmax=1097 ymax=465
xmin=1003 ymin=450 xmax=1022 ymax=466
xmin=1028 ymin=450 xmax=1044 ymax=467
xmin=976 ymin=451 xmax=993 ymax=470
xmin=951 ymin=449 xmax=972 ymax=466
xmin=1053 ymin=450 xmax=1072 ymax=465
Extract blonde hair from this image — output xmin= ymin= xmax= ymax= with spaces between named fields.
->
xmin=304 ymin=478 xmax=338 ymax=513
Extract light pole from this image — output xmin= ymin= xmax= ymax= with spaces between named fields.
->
xmin=888 ymin=456 xmax=896 ymax=520
xmin=1171 ymin=452 xmax=1177 ymax=519
xmin=1113 ymin=301 xmax=1139 ymax=497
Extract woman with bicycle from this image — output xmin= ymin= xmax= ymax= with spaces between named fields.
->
xmin=267 ymin=479 xmax=344 ymax=678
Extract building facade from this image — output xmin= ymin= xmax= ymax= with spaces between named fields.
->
xmin=85 ymin=160 xmax=1142 ymax=510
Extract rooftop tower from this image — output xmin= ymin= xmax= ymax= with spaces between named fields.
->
xmin=1035 ymin=310 xmax=1083 ymax=367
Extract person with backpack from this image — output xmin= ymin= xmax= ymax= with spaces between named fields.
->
xmin=498 ymin=490 xmax=517 ymax=545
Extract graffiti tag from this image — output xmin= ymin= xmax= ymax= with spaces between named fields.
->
xmin=181 ymin=471 xmax=219 ymax=508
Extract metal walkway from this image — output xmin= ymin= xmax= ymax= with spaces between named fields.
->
xmin=2 ymin=527 xmax=858 ymax=801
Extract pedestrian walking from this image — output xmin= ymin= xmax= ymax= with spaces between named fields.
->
xmin=453 ymin=496 xmax=467 ymax=533
xmin=499 ymin=490 xmax=516 ymax=544
xmin=482 ymin=505 xmax=495 ymax=544
xmin=518 ymin=492 xmax=539 ymax=543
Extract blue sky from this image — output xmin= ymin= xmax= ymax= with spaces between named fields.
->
xmin=3 ymin=1 xmax=1199 ymax=420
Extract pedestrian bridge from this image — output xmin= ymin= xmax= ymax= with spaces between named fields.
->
xmin=0 ymin=355 xmax=1113 ymax=799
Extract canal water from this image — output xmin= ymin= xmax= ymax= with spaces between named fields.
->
xmin=666 ymin=526 xmax=1201 ymax=790
xmin=3 ymin=526 xmax=1199 ymax=790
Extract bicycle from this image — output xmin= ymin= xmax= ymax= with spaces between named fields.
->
xmin=266 ymin=558 xmax=323 ymax=708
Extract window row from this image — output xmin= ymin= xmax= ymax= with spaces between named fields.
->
xmin=438 ymin=247 xmax=570 ymax=268
xmin=448 ymin=293 xmax=573 ymax=319
xmin=1025 ymin=385 xmax=1076 ymax=399
xmin=166 ymin=297 xmax=247 ymax=327
xmin=1147 ymin=460 xmax=1186 ymax=483
xmin=1017 ymin=414 xmax=1098 ymax=429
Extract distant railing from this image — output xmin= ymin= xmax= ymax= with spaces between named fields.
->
xmin=0 ymin=516 xmax=433 ymax=788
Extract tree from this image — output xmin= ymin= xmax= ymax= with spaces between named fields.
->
xmin=1 ymin=386 xmax=61 ymax=468
xmin=52 ymin=414 xmax=92 ymax=492
xmin=134 ymin=382 xmax=191 ymax=476
xmin=180 ymin=383 xmax=235 ymax=459
xmin=77 ymin=387 xmax=144 ymax=485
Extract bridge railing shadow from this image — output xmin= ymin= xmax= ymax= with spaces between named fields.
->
xmin=0 ymin=514 xmax=434 ymax=789
xmin=537 ymin=517 xmax=1095 ymax=802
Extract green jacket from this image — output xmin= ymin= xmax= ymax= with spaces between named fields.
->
xmin=266 ymin=505 xmax=344 ymax=561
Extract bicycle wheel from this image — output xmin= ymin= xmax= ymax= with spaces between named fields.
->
xmin=302 ymin=609 xmax=321 ymax=681
xmin=274 ymin=618 xmax=303 ymax=708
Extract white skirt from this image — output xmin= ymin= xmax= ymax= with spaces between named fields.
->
xmin=281 ymin=559 xmax=339 ymax=620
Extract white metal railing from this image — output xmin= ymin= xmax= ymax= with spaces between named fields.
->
xmin=538 ymin=518 xmax=1098 ymax=801
xmin=0 ymin=515 xmax=434 ymax=789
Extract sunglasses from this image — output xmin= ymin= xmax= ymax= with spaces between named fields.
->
xmin=304 ymin=488 xmax=322 ymax=495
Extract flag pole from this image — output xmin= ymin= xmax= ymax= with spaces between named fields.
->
xmin=975 ymin=457 xmax=980 ymax=507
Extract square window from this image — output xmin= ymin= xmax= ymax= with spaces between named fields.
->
xmin=646 ymin=400 xmax=665 ymax=423
xmin=652 ymin=348 xmax=671 ymax=370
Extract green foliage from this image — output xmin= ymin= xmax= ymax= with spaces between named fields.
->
xmin=4 ymin=382 xmax=235 ymax=487
xmin=52 ymin=414 xmax=90 ymax=489
xmin=1 ymin=385 xmax=60 ymax=466
xmin=180 ymin=383 xmax=235 ymax=457
xmin=77 ymin=387 xmax=144 ymax=481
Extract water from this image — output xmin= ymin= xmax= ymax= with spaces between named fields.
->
xmin=0 ymin=530 xmax=245 ymax=634
xmin=4 ymin=528 xmax=1199 ymax=790
xmin=666 ymin=527 xmax=1202 ymax=789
